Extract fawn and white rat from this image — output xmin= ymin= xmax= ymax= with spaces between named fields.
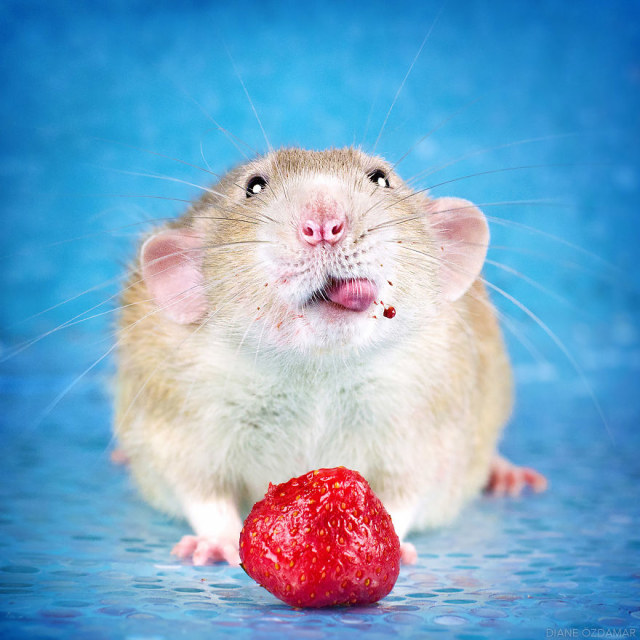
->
xmin=114 ymin=147 xmax=547 ymax=566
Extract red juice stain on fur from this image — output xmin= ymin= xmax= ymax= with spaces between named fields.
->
xmin=383 ymin=306 xmax=396 ymax=319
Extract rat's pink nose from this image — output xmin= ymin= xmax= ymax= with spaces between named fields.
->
xmin=300 ymin=217 xmax=345 ymax=246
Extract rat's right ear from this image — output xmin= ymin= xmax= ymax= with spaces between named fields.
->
xmin=140 ymin=229 xmax=207 ymax=324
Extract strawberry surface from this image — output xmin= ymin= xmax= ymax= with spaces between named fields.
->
xmin=239 ymin=467 xmax=401 ymax=608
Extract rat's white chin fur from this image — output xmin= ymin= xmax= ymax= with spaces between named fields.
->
xmin=265 ymin=304 xmax=381 ymax=355
xmin=304 ymin=306 xmax=377 ymax=349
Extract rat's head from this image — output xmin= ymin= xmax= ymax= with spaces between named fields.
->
xmin=139 ymin=147 xmax=489 ymax=357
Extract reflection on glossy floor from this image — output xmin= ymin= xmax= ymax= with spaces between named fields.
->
xmin=1 ymin=359 xmax=638 ymax=638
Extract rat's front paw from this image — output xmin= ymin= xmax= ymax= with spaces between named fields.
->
xmin=485 ymin=454 xmax=548 ymax=497
xmin=171 ymin=535 xmax=240 ymax=566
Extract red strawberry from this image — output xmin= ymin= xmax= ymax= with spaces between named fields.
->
xmin=239 ymin=467 xmax=401 ymax=608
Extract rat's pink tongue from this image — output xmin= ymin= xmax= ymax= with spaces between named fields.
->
xmin=325 ymin=279 xmax=377 ymax=312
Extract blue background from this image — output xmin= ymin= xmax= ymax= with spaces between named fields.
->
xmin=1 ymin=0 xmax=639 ymax=637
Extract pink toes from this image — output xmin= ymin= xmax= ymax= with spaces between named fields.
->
xmin=193 ymin=540 xmax=240 ymax=567
xmin=400 ymin=541 xmax=418 ymax=565
xmin=110 ymin=449 xmax=129 ymax=465
xmin=171 ymin=535 xmax=240 ymax=566
xmin=171 ymin=535 xmax=199 ymax=558
xmin=485 ymin=454 xmax=548 ymax=497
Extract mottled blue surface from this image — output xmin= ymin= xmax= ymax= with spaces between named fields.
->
xmin=1 ymin=0 xmax=639 ymax=638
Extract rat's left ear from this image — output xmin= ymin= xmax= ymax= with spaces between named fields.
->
xmin=427 ymin=197 xmax=489 ymax=302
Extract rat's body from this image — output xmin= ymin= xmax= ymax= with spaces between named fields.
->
xmin=115 ymin=147 xmax=545 ymax=565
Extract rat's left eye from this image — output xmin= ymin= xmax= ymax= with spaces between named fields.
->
xmin=368 ymin=169 xmax=390 ymax=188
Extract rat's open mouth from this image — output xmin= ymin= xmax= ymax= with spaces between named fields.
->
xmin=307 ymin=278 xmax=378 ymax=313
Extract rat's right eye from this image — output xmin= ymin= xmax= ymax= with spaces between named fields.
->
xmin=246 ymin=175 xmax=268 ymax=198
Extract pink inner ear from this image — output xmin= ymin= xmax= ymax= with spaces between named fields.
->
xmin=140 ymin=230 xmax=207 ymax=324
xmin=428 ymin=197 xmax=489 ymax=302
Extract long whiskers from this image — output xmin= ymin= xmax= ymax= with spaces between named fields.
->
xmin=405 ymin=132 xmax=582 ymax=187
xmin=94 ymin=136 xmax=273 ymax=204
xmin=170 ymin=79 xmax=257 ymax=160
xmin=372 ymin=1 xmax=448 ymax=153
xmin=30 ymin=279 xmax=208 ymax=429
xmin=92 ymin=136 xmax=220 ymax=180
xmin=484 ymin=259 xmax=575 ymax=310
xmin=92 ymin=164 xmax=278 ymax=225
xmin=3 ymin=242 xmax=271 ymax=362
xmin=390 ymin=94 xmax=484 ymax=171
xmin=390 ymin=241 xmax=613 ymax=442
xmin=223 ymin=44 xmax=290 ymax=205
xmin=481 ymin=277 xmax=614 ymax=443
xmin=418 ymin=162 xmax=604 ymax=194
xmin=368 ymin=199 xmax=562 ymax=233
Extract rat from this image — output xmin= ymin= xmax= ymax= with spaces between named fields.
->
xmin=114 ymin=146 xmax=547 ymax=566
